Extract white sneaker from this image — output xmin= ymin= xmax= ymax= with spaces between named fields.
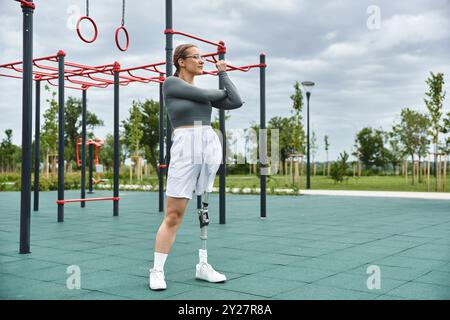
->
xmin=149 ymin=269 xmax=167 ymax=290
xmin=195 ymin=262 xmax=227 ymax=283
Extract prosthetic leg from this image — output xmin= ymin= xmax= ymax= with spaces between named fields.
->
xmin=198 ymin=192 xmax=210 ymax=253
xmin=195 ymin=191 xmax=226 ymax=282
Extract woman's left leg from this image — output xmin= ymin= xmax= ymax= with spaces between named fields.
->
xmin=195 ymin=190 xmax=226 ymax=283
xmin=194 ymin=127 xmax=226 ymax=282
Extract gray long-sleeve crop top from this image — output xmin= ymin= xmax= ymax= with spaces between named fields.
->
xmin=163 ymin=71 xmax=244 ymax=128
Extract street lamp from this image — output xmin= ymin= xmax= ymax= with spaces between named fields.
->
xmin=301 ymin=81 xmax=315 ymax=189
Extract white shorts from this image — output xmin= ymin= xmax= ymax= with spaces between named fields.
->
xmin=166 ymin=125 xmax=222 ymax=199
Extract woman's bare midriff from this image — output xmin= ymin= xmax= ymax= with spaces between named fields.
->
xmin=173 ymin=124 xmax=211 ymax=133
xmin=172 ymin=125 xmax=194 ymax=134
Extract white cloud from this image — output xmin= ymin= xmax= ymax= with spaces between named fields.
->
xmin=190 ymin=0 xmax=304 ymax=13
xmin=270 ymin=57 xmax=330 ymax=74
xmin=320 ymin=11 xmax=450 ymax=61
xmin=322 ymin=41 xmax=367 ymax=59
xmin=395 ymin=53 xmax=423 ymax=64
xmin=374 ymin=12 xmax=450 ymax=50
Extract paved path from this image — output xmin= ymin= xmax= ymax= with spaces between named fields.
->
xmin=303 ymin=189 xmax=450 ymax=200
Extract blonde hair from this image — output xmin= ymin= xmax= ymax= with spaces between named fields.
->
xmin=173 ymin=43 xmax=197 ymax=77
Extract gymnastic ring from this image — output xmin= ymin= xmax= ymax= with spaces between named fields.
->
xmin=76 ymin=16 xmax=98 ymax=44
xmin=115 ymin=26 xmax=129 ymax=52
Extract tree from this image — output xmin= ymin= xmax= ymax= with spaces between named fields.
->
xmin=86 ymin=113 xmax=104 ymax=137
xmin=324 ymin=135 xmax=330 ymax=175
xmin=40 ymin=87 xmax=104 ymax=173
xmin=425 ymin=72 xmax=446 ymax=177
xmin=139 ymin=99 xmax=160 ymax=175
xmin=258 ymin=82 xmax=306 ymax=176
xmin=0 ymin=129 xmax=20 ymax=172
xmin=41 ymin=85 xmax=58 ymax=174
xmin=392 ymin=108 xmax=430 ymax=184
xmin=385 ymin=131 xmax=404 ymax=175
xmin=129 ymin=102 xmax=143 ymax=156
xmin=330 ymin=151 xmax=349 ymax=183
xmin=100 ymin=134 xmax=112 ymax=172
xmin=354 ymin=127 xmax=388 ymax=171
xmin=268 ymin=116 xmax=297 ymax=174
xmin=290 ymin=81 xmax=306 ymax=155
xmin=64 ymin=96 xmax=104 ymax=170
xmin=442 ymin=117 xmax=450 ymax=153
xmin=64 ymin=96 xmax=81 ymax=169
xmin=247 ymin=122 xmax=261 ymax=176
xmin=122 ymin=99 xmax=163 ymax=175
xmin=311 ymin=130 xmax=318 ymax=174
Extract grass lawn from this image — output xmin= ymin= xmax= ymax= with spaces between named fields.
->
xmin=220 ymin=174 xmax=450 ymax=192
xmin=1 ymin=172 xmax=449 ymax=193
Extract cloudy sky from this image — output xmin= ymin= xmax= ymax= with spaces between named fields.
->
xmin=1 ymin=0 xmax=449 ymax=161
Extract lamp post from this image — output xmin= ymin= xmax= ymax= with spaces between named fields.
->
xmin=301 ymin=81 xmax=315 ymax=190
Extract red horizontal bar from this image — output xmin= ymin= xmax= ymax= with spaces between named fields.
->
xmin=56 ymin=197 xmax=121 ymax=204
xmin=45 ymin=80 xmax=85 ymax=91
xmin=228 ymin=63 xmax=267 ymax=71
xmin=33 ymin=61 xmax=116 ymax=80
xmin=47 ymin=78 xmax=109 ymax=89
xmin=165 ymin=29 xmax=226 ymax=51
xmin=64 ymin=62 xmax=116 ymax=73
xmin=201 ymin=63 xmax=266 ymax=76
xmin=66 ymin=77 xmax=112 ymax=88
xmin=0 ymin=54 xmax=58 ymax=69
xmin=120 ymin=72 xmax=164 ymax=84
xmin=202 ymin=52 xmax=220 ymax=58
xmin=0 ymin=61 xmax=22 ymax=68
xmin=119 ymin=61 xmax=166 ymax=73
xmin=0 ymin=73 xmax=23 ymax=80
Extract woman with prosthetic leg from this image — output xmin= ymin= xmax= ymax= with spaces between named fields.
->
xmin=149 ymin=44 xmax=243 ymax=290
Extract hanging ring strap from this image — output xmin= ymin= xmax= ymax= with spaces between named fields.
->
xmin=122 ymin=0 xmax=125 ymax=26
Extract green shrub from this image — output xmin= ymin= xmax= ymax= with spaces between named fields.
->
xmin=330 ymin=151 xmax=349 ymax=183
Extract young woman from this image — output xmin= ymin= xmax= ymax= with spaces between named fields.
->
xmin=149 ymin=44 xmax=244 ymax=290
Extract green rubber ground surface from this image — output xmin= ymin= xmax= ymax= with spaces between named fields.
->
xmin=1 ymin=191 xmax=449 ymax=300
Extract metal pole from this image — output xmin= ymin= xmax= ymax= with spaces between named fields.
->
xmin=33 ymin=79 xmax=40 ymax=212
xmin=113 ymin=63 xmax=120 ymax=216
xmin=260 ymin=53 xmax=266 ymax=218
xmin=81 ymin=89 xmax=87 ymax=206
xmin=306 ymin=92 xmax=311 ymax=190
xmin=19 ymin=1 xmax=34 ymax=253
xmin=158 ymin=74 xmax=164 ymax=212
xmin=165 ymin=0 xmax=173 ymax=178
xmin=57 ymin=50 xmax=65 ymax=222
xmin=88 ymin=143 xmax=94 ymax=194
xmin=219 ymin=47 xmax=226 ymax=224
